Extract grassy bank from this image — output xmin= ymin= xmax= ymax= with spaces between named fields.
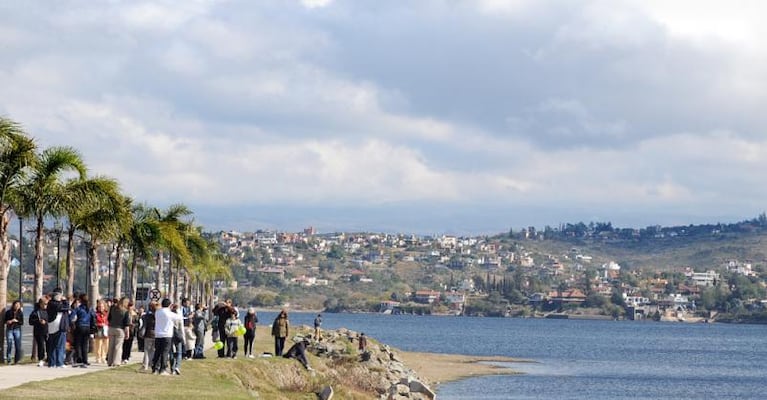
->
xmin=0 ymin=327 xmax=523 ymax=399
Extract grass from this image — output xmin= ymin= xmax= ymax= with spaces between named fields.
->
xmin=0 ymin=328 xmax=376 ymax=400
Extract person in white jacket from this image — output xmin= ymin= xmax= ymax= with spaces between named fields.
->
xmin=151 ymin=299 xmax=181 ymax=375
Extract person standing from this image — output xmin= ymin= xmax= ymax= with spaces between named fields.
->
xmin=313 ymin=313 xmax=322 ymax=341
xmin=121 ymin=302 xmax=139 ymax=364
xmin=181 ymin=298 xmax=196 ymax=360
xmin=192 ymin=304 xmax=207 ymax=359
xmin=106 ymin=297 xmax=130 ymax=367
xmin=72 ymin=294 xmax=95 ymax=367
xmin=4 ymin=300 xmax=24 ymax=365
xmin=271 ymin=310 xmax=289 ymax=357
xmin=214 ymin=300 xmax=234 ymax=358
xmin=243 ymin=308 xmax=258 ymax=358
xmin=224 ymin=309 xmax=242 ymax=359
xmin=93 ymin=300 xmax=109 ymax=364
xmin=46 ymin=288 xmax=70 ymax=368
xmin=28 ymin=298 xmax=49 ymax=367
xmin=152 ymin=299 xmax=181 ymax=375
xmin=141 ymin=301 xmax=157 ymax=371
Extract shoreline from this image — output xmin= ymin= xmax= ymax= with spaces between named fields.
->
xmin=398 ymin=351 xmax=527 ymax=386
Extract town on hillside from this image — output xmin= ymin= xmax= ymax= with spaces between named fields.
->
xmin=9 ymin=216 xmax=767 ymax=323
xmin=206 ymin=216 xmax=767 ymax=322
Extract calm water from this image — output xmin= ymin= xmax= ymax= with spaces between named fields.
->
xmin=267 ymin=312 xmax=767 ymax=400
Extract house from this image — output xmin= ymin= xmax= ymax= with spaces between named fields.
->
xmin=413 ymin=290 xmax=441 ymax=304
xmin=690 ymin=270 xmax=719 ymax=287
xmin=547 ymin=288 xmax=587 ymax=305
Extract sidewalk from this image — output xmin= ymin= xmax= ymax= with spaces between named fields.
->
xmin=0 ymin=331 xmax=214 ymax=390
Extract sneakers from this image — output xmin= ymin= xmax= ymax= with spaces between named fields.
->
xmin=247 ymin=354 xmax=255 ymax=359
xmin=173 ymin=369 xmax=181 ymax=375
xmin=37 ymin=361 xmax=45 ymax=367
xmin=159 ymin=371 xmax=170 ymax=376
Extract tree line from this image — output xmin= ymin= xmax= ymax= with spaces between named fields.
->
xmin=0 ymin=116 xmax=232 ymax=350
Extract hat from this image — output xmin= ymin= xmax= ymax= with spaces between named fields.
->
xmin=53 ymin=287 xmax=63 ymax=294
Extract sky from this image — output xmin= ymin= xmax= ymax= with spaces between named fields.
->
xmin=1 ymin=0 xmax=767 ymax=235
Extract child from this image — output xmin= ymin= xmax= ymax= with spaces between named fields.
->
xmin=224 ymin=310 xmax=242 ymax=359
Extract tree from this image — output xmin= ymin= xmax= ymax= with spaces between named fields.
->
xmin=125 ymin=203 xmax=161 ymax=303
xmin=71 ymin=177 xmax=129 ymax=307
xmin=153 ymin=204 xmax=192 ymax=299
xmin=61 ymin=176 xmax=120 ymax=298
xmin=17 ymin=146 xmax=86 ymax=301
xmin=0 ymin=118 xmax=37 ymax=353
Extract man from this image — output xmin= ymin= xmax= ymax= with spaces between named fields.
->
xmin=214 ymin=299 xmax=234 ymax=358
xmin=46 ymin=288 xmax=69 ymax=368
xmin=283 ymin=338 xmax=312 ymax=370
xmin=181 ymin=298 xmax=196 ymax=360
xmin=151 ymin=299 xmax=182 ymax=375
xmin=313 ymin=314 xmax=322 ymax=341
xmin=192 ymin=304 xmax=207 ymax=359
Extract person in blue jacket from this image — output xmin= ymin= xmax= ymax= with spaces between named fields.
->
xmin=72 ymin=294 xmax=95 ymax=367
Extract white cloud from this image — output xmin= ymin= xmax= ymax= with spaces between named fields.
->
xmin=1 ymin=0 xmax=766 ymax=232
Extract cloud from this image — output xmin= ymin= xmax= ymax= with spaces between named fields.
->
xmin=1 ymin=0 xmax=766 ymax=232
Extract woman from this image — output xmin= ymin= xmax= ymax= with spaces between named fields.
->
xmin=243 ymin=308 xmax=258 ymax=358
xmin=141 ymin=301 xmax=157 ymax=371
xmin=107 ymin=297 xmax=130 ymax=367
xmin=224 ymin=309 xmax=242 ymax=359
xmin=72 ymin=294 xmax=95 ymax=367
xmin=121 ymin=302 xmax=139 ymax=364
xmin=28 ymin=298 xmax=48 ymax=367
xmin=271 ymin=310 xmax=289 ymax=357
xmin=4 ymin=300 xmax=24 ymax=364
xmin=94 ymin=300 xmax=109 ymax=364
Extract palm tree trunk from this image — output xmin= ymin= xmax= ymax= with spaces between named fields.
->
xmin=156 ymin=251 xmax=164 ymax=297
xmin=65 ymin=225 xmax=76 ymax=298
xmin=0 ymin=211 xmax=12 ymax=355
xmin=114 ymin=241 xmax=124 ymax=299
xmin=33 ymin=215 xmax=45 ymax=301
xmin=128 ymin=251 xmax=138 ymax=303
xmin=88 ymin=239 xmax=101 ymax=308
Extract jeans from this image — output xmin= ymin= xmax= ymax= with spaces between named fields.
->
xmin=106 ymin=327 xmax=125 ymax=366
xmin=47 ymin=331 xmax=66 ymax=367
xmin=152 ymin=337 xmax=169 ymax=373
xmin=122 ymin=332 xmax=135 ymax=361
xmin=74 ymin=326 xmax=91 ymax=365
xmin=193 ymin=329 xmax=205 ymax=357
xmin=5 ymin=328 xmax=21 ymax=364
xmin=34 ymin=331 xmax=47 ymax=362
xmin=227 ymin=336 xmax=238 ymax=357
xmin=171 ymin=340 xmax=183 ymax=371
xmin=274 ymin=336 xmax=286 ymax=357
xmin=142 ymin=337 xmax=155 ymax=369
xmin=244 ymin=331 xmax=255 ymax=356
xmin=217 ymin=325 xmax=228 ymax=357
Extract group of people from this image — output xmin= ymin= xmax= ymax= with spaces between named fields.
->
xmin=6 ymin=294 xmax=317 ymax=373
xmin=4 ymin=289 xmax=210 ymax=374
xmin=5 ymin=288 xmax=138 ymax=368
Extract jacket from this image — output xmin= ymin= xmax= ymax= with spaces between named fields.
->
xmin=271 ymin=316 xmax=289 ymax=338
xmin=74 ymin=305 xmax=95 ymax=329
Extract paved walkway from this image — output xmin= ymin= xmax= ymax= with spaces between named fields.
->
xmin=0 ymin=331 xmax=214 ymax=390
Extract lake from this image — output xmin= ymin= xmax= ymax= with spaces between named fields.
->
xmin=267 ymin=312 xmax=767 ymax=400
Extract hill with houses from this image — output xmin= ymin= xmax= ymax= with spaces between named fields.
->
xmin=211 ymin=215 xmax=767 ymax=322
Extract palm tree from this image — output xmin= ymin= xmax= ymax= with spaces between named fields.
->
xmin=0 ymin=117 xmax=37 ymax=353
xmin=68 ymin=177 xmax=129 ymax=307
xmin=60 ymin=176 xmax=119 ymax=298
xmin=153 ymin=204 xmax=192 ymax=299
xmin=16 ymin=146 xmax=86 ymax=301
xmin=126 ymin=203 xmax=161 ymax=303
xmin=110 ymin=196 xmax=134 ymax=299
xmin=176 ymin=224 xmax=208 ymax=303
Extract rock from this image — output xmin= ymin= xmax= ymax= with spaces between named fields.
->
xmin=408 ymin=379 xmax=435 ymax=400
xmin=318 ymin=385 xmax=334 ymax=400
